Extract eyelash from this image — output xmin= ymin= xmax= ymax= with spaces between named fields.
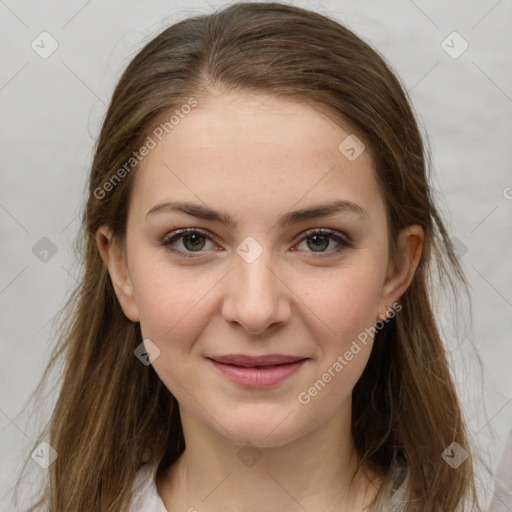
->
xmin=159 ymin=228 xmax=353 ymax=259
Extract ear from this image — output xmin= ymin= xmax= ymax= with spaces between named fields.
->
xmin=96 ymin=225 xmax=140 ymax=322
xmin=377 ymin=224 xmax=424 ymax=319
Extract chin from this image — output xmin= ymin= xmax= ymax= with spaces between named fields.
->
xmin=217 ymin=409 xmax=307 ymax=448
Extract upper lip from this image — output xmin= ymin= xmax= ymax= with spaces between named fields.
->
xmin=207 ymin=354 xmax=308 ymax=367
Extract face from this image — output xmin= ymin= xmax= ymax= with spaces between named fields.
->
xmin=98 ymin=92 xmax=422 ymax=448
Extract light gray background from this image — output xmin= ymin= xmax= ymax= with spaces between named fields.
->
xmin=1 ymin=0 xmax=511 ymax=510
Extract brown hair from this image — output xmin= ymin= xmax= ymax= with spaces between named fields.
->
xmin=14 ymin=2 xmax=481 ymax=510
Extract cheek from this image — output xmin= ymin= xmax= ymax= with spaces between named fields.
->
xmin=291 ymin=269 xmax=384 ymax=418
xmin=133 ymin=263 xmax=212 ymax=403
xmin=296 ymin=262 xmax=385 ymax=343
xmin=129 ymin=253 xmax=209 ymax=345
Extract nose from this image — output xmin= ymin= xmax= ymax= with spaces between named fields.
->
xmin=221 ymin=244 xmax=292 ymax=335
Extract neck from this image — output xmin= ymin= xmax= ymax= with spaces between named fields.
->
xmin=157 ymin=402 xmax=380 ymax=512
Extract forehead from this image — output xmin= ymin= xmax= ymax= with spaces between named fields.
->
xmin=129 ymin=93 xmax=385 ymax=225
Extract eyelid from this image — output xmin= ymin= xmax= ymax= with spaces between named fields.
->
xmin=159 ymin=228 xmax=219 ymax=258
xmin=159 ymin=226 xmax=353 ymax=258
xmin=294 ymin=227 xmax=352 ymax=245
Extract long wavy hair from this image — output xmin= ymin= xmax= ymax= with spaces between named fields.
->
xmin=13 ymin=2 xmax=481 ymax=510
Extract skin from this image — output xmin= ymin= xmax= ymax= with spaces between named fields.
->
xmin=97 ymin=91 xmax=424 ymax=511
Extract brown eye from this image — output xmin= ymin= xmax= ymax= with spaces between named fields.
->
xmin=306 ymin=234 xmax=330 ymax=252
xmin=160 ymin=228 xmax=216 ymax=258
xmin=294 ymin=229 xmax=352 ymax=256
xmin=182 ymin=233 xmax=207 ymax=251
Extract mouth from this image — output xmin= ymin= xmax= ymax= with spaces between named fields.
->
xmin=206 ymin=354 xmax=309 ymax=388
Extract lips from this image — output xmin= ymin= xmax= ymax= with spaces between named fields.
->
xmin=208 ymin=354 xmax=307 ymax=367
xmin=207 ymin=354 xmax=309 ymax=388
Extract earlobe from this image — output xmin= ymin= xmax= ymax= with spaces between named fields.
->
xmin=378 ymin=224 xmax=424 ymax=317
xmin=95 ymin=225 xmax=140 ymax=323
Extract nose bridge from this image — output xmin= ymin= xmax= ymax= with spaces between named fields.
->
xmin=222 ymin=236 xmax=290 ymax=333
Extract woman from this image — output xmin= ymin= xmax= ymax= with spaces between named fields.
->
xmin=16 ymin=2 xmax=481 ymax=510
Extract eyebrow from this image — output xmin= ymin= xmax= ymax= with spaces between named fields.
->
xmin=146 ymin=199 xmax=367 ymax=228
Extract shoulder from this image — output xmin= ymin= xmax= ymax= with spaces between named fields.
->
xmin=129 ymin=463 xmax=169 ymax=512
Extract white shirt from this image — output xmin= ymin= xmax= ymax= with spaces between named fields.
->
xmin=128 ymin=463 xmax=371 ymax=511
xmin=129 ymin=464 xmax=168 ymax=512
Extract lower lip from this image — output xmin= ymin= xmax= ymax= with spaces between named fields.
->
xmin=209 ymin=359 xmax=308 ymax=389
